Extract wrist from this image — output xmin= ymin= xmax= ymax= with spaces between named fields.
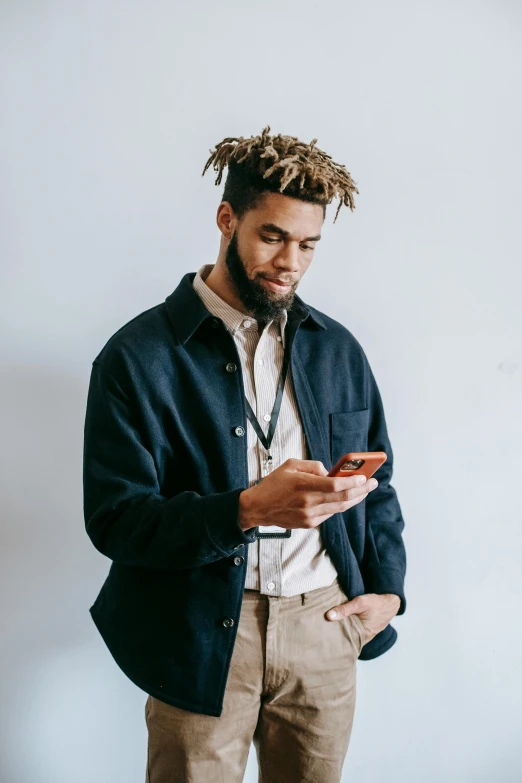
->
xmin=238 ymin=487 xmax=258 ymax=531
xmin=381 ymin=593 xmax=401 ymax=612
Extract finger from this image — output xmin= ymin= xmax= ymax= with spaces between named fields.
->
xmin=293 ymin=472 xmax=370 ymax=494
xmin=312 ymin=489 xmax=371 ymax=514
xmin=321 ymin=478 xmax=377 ymax=505
xmin=311 ymin=495 xmax=369 ymax=520
xmin=299 ymin=495 xmax=369 ymax=527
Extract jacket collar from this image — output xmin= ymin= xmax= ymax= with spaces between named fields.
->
xmin=165 ymin=272 xmax=327 ymax=346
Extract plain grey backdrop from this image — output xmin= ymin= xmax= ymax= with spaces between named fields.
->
xmin=1 ymin=1 xmax=521 ymax=781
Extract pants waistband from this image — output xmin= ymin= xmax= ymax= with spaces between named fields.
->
xmin=242 ymin=577 xmax=343 ymax=605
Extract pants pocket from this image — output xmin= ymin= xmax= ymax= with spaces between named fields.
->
xmin=349 ymin=612 xmax=367 ymax=653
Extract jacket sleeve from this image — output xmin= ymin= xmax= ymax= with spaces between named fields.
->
xmin=83 ymin=360 xmax=256 ymax=569
xmin=361 ymin=358 xmax=407 ymax=615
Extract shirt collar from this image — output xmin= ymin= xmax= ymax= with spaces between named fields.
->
xmin=193 ymin=263 xmax=288 ymax=338
xmin=164 ymin=267 xmax=327 ymax=346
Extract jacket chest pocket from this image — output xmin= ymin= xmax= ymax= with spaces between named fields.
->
xmin=329 ymin=409 xmax=369 ymax=464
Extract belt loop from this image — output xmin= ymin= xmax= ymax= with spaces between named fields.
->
xmin=301 ymin=592 xmax=306 ymax=606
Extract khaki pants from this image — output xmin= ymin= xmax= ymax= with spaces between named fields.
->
xmin=144 ymin=577 xmax=365 ymax=783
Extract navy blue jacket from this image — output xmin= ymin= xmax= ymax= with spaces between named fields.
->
xmin=83 ymin=271 xmax=407 ymax=717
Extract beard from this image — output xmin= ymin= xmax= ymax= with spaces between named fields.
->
xmin=223 ymin=231 xmax=298 ymax=323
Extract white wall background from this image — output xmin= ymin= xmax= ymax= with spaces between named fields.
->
xmin=1 ymin=1 xmax=521 ymax=781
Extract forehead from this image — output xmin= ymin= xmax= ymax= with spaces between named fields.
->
xmin=246 ymin=192 xmax=324 ymax=236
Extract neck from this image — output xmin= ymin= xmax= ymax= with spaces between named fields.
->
xmin=204 ymin=261 xmax=251 ymax=315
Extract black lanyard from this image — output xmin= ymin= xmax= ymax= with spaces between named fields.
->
xmin=244 ymin=331 xmax=293 ymax=471
xmin=244 ymin=319 xmax=298 ymax=539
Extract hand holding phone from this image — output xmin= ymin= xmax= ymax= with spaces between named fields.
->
xmin=238 ymin=457 xmax=382 ymax=534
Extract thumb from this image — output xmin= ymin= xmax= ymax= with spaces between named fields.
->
xmin=290 ymin=459 xmax=329 ymax=477
xmin=326 ymin=599 xmax=358 ymax=621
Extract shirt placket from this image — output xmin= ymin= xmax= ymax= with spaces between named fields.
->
xmin=254 ymin=322 xmax=284 ymax=597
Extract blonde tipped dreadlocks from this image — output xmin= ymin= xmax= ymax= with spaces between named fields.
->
xmin=202 ymin=125 xmax=359 ymax=223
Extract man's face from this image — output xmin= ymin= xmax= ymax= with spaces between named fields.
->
xmin=223 ymin=192 xmax=324 ymax=322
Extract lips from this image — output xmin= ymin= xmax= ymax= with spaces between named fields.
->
xmin=261 ymin=278 xmax=293 ymax=292
xmin=262 ymin=277 xmax=295 ymax=286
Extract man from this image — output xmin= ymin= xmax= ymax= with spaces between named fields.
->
xmin=83 ymin=125 xmax=407 ymax=783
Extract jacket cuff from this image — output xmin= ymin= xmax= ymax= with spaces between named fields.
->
xmin=202 ymin=488 xmax=258 ymax=556
xmin=364 ymin=565 xmax=407 ymax=615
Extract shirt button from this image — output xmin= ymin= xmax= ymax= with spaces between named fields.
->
xmin=243 ymin=319 xmax=253 ymax=328
xmin=267 ymin=582 xmax=275 ymax=591
xmin=234 ymin=426 xmax=245 ymax=437
xmin=222 ymin=617 xmax=235 ymax=628
xmin=226 ymin=362 xmax=237 ymax=373
xmin=263 ymin=413 xmax=271 ymax=422
xmin=277 ymin=336 xmax=282 ymax=342
xmin=257 ymin=359 xmax=263 ymax=366
xmin=233 ymin=556 xmax=244 ymax=566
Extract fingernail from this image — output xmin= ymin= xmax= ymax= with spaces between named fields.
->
xmin=327 ymin=610 xmax=337 ymax=619
xmin=356 ymin=476 xmax=366 ymax=485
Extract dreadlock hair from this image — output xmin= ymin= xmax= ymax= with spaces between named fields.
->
xmin=201 ymin=125 xmax=359 ymax=224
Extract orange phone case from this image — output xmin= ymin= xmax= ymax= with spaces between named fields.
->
xmin=328 ymin=451 xmax=387 ymax=479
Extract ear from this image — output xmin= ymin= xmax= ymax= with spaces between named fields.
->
xmin=216 ymin=201 xmax=237 ymax=240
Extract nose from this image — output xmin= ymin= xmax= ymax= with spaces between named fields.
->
xmin=274 ymin=242 xmax=301 ymax=275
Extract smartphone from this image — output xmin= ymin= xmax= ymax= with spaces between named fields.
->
xmin=328 ymin=451 xmax=387 ymax=479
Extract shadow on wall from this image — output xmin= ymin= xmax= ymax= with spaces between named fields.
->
xmin=0 ymin=365 xmax=145 ymax=783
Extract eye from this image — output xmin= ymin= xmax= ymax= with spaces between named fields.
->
xmin=300 ymin=245 xmax=314 ymax=251
xmin=262 ymin=236 xmax=280 ymax=244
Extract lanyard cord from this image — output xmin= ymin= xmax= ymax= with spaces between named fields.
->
xmin=244 ymin=330 xmax=293 ymax=466
xmin=243 ymin=321 xmax=298 ymax=539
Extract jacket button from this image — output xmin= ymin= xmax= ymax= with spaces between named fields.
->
xmin=233 ymin=556 xmax=244 ymax=566
xmin=234 ymin=426 xmax=245 ymax=437
xmin=222 ymin=617 xmax=235 ymax=628
xmin=226 ymin=362 xmax=237 ymax=373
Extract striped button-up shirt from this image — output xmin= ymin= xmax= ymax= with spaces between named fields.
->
xmin=193 ymin=263 xmax=339 ymax=597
